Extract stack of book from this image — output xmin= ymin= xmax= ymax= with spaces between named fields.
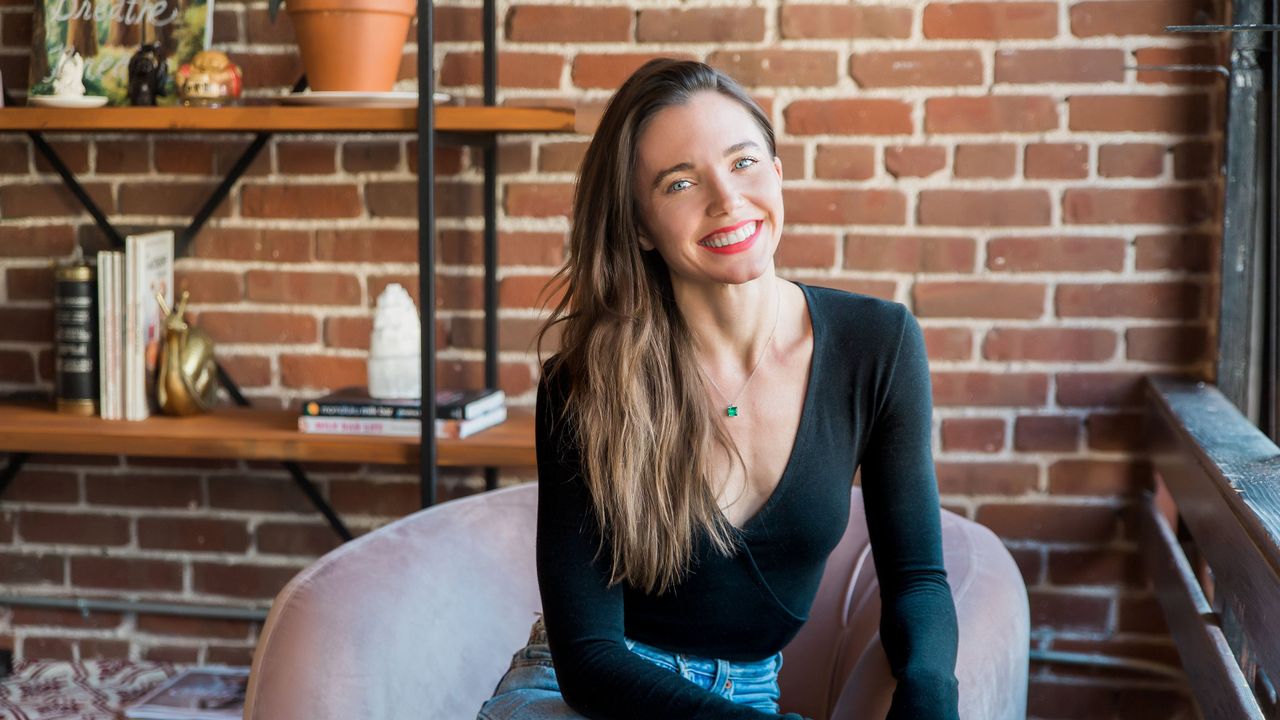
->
xmin=299 ymin=386 xmax=506 ymax=439
xmin=96 ymin=230 xmax=175 ymax=421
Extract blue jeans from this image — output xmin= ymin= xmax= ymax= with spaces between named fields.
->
xmin=477 ymin=615 xmax=784 ymax=719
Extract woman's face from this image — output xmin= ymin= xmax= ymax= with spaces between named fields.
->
xmin=631 ymin=91 xmax=784 ymax=288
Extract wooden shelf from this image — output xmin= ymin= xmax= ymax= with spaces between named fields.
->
xmin=0 ymin=402 xmax=535 ymax=467
xmin=0 ymin=106 xmax=577 ymax=134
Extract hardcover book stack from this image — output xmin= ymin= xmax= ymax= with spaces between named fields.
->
xmin=299 ymin=386 xmax=507 ymax=439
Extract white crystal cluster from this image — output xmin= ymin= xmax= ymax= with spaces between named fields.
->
xmin=53 ymin=49 xmax=85 ymax=97
xmin=368 ymin=283 xmax=422 ymax=399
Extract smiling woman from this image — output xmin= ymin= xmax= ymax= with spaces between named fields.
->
xmin=475 ymin=59 xmax=960 ymax=720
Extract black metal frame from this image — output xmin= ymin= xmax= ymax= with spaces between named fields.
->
xmin=0 ymin=0 xmax=508 ymax=533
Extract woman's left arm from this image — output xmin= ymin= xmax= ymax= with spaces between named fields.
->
xmin=858 ymin=306 xmax=960 ymax=720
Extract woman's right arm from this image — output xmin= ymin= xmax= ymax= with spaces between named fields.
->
xmin=534 ymin=369 xmax=805 ymax=720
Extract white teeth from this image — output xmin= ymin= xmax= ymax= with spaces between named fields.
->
xmin=701 ymin=222 xmax=757 ymax=248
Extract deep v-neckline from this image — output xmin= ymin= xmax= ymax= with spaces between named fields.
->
xmin=727 ymin=281 xmax=820 ymax=534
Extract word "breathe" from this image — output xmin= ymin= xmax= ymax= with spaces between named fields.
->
xmin=49 ymin=0 xmax=181 ymax=27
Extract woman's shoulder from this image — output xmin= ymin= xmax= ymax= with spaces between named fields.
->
xmin=797 ymin=281 xmax=914 ymax=341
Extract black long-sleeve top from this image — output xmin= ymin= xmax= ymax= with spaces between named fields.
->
xmin=535 ymin=282 xmax=960 ymax=720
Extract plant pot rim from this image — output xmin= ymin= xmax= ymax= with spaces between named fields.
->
xmin=286 ymin=0 xmax=415 ymax=16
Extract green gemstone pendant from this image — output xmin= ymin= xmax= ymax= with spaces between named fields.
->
xmin=726 ymin=405 xmax=738 ymax=417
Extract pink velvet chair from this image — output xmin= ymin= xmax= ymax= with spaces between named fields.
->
xmin=244 ymin=482 xmax=1028 ymax=719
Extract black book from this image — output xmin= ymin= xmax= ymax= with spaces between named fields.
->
xmin=301 ymin=386 xmax=505 ymax=421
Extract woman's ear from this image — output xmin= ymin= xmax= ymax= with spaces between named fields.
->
xmin=773 ymin=155 xmax=783 ymax=181
xmin=637 ymin=232 xmax=656 ymax=252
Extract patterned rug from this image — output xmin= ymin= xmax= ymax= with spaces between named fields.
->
xmin=0 ymin=660 xmax=182 ymax=720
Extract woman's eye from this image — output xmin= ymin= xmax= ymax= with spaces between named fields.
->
xmin=735 ymin=157 xmax=758 ymax=170
xmin=666 ymin=179 xmax=692 ymax=193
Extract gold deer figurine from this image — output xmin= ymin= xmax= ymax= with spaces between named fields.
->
xmin=155 ymin=291 xmax=219 ymax=415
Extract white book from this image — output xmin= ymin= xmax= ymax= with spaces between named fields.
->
xmin=298 ymin=405 xmax=508 ymax=439
xmin=96 ymin=251 xmax=110 ymax=418
xmin=96 ymin=251 xmax=124 ymax=420
xmin=124 ymin=231 xmax=175 ymax=421
xmin=111 ymin=252 xmax=124 ymax=419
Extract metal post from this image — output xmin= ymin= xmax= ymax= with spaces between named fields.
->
xmin=418 ymin=0 xmax=438 ymax=508
xmin=483 ymin=0 xmax=499 ymax=492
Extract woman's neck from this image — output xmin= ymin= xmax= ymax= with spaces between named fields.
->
xmin=672 ymin=273 xmax=783 ymax=374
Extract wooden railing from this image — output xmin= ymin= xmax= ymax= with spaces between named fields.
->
xmin=1143 ymin=376 xmax=1280 ymax=719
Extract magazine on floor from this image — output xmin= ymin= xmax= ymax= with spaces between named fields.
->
xmin=121 ymin=665 xmax=249 ymax=720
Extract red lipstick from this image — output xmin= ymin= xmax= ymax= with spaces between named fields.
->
xmin=699 ymin=220 xmax=762 ymax=255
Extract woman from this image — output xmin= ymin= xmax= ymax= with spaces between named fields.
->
xmin=478 ymin=59 xmax=959 ymax=720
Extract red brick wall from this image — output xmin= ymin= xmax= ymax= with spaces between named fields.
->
xmin=0 ymin=0 xmax=1222 ymax=717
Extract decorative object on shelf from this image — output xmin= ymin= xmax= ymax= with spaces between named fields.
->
xmin=127 ymin=42 xmax=168 ymax=106
xmin=175 ymin=50 xmax=243 ymax=107
xmin=155 ymin=290 xmax=219 ymax=416
xmin=53 ymin=247 xmax=98 ymax=416
xmin=27 ymin=0 xmax=213 ymax=106
xmin=280 ymin=90 xmax=451 ymax=108
xmin=269 ymin=0 xmax=414 ymax=92
xmin=367 ymin=283 xmax=420 ymax=400
xmin=28 ymin=48 xmax=108 ymax=107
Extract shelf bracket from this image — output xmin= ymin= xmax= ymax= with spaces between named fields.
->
xmin=0 ymin=453 xmax=29 ymax=498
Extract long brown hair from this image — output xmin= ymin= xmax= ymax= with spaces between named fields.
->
xmin=535 ymin=59 xmax=778 ymax=595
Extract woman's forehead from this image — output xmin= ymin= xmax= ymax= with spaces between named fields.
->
xmin=636 ymin=93 xmax=765 ymax=166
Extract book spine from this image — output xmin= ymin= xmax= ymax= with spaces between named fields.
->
xmin=438 ymin=391 xmax=505 ymax=420
xmin=298 ymin=416 xmax=421 ymax=437
xmin=110 ymin=254 xmax=124 ymax=419
xmin=124 ymin=238 xmax=139 ymax=420
xmin=450 ymin=406 xmax=507 ymax=439
xmin=307 ymin=403 xmax=422 ymax=420
xmin=96 ymin=252 xmax=110 ymax=417
xmin=54 ymin=259 xmax=98 ymax=415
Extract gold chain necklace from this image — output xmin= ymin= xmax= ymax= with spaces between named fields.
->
xmin=702 ymin=285 xmax=781 ymax=418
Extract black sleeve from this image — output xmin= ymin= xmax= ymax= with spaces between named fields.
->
xmin=857 ymin=307 xmax=961 ymax=720
xmin=534 ymin=367 xmax=808 ymax=720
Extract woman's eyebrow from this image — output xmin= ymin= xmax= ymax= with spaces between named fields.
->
xmin=649 ymin=140 xmax=762 ymax=191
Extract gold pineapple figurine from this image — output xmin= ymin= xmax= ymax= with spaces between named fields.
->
xmin=155 ymin=291 xmax=219 ymax=415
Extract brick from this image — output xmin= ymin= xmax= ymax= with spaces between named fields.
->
xmin=1071 ymin=0 xmax=1217 ymax=37
xmin=0 ymin=350 xmax=35 ymax=383
xmin=136 ymin=615 xmax=252 ymax=640
xmin=6 ymin=267 xmax=52 ymax=300
xmin=207 ymin=645 xmax=257 ymax=665
xmin=315 ymin=228 xmax=416 ymax=263
xmin=0 ymin=139 xmax=29 ymax=173
xmin=323 ymin=317 xmax=373 ymax=350
xmin=193 ymin=562 xmax=302 ymax=600
xmin=452 ymin=317 xmax=561 ymax=354
xmin=1 ymin=10 xmax=33 ymax=45
xmin=776 ymin=232 xmax=837 ymax=269
xmin=218 ymin=355 xmax=272 ymax=388
xmin=1015 ymin=415 xmax=1080 ymax=452
xmin=637 ymin=7 xmax=763 ymax=42
xmin=1056 ymin=372 xmax=1147 ymax=408
xmin=33 ymin=140 xmax=89 ymax=174
xmin=850 ymin=51 xmax=983 ymax=88
xmin=439 ymin=230 xmax=566 ymax=267
xmin=1126 ymin=325 xmax=1208 ymax=363
xmin=197 ymin=312 xmax=319 ymax=347
xmin=330 ymin=479 xmax=419 ymax=516
xmin=1118 ymin=595 xmax=1170 ymax=634
xmin=505 ymin=182 xmax=574 ymax=219
xmin=256 ymin=522 xmax=342 ymax=556
xmin=844 ymin=235 xmax=974 ymax=273
xmin=538 ymin=141 xmax=588 ymax=173
xmin=987 ymin=236 xmax=1125 ymax=272
xmin=1098 ymin=143 xmax=1165 ymax=178
xmin=923 ymin=2 xmax=1057 ymax=39
xmin=245 ymin=7 xmax=294 ymax=44
xmin=994 ymin=49 xmax=1125 ymax=84
xmin=175 ymin=270 xmax=243 ymax=303
xmin=144 ymin=645 xmax=200 ymax=663
xmin=19 ymin=511 xmax=129 ymax=546
xmin=441 ymin=52 xmax=564 ymax=89
xmin=953 ymin=144 xmax=1016 ymax=178
xmin=785 ymin=99 xmax=913 ymax=135
xmin=1173 ymin=140 xmax=1216 ymax=179
xmin=500 ymin=275 xmax=563 ymax=310
xmin=245 ymin=271 xmax=361 ymax=306
xmin=1135 ymin=233 xmax=1214 ymax=272
xmin=1024 ymin=143 xmax=1089 ymax=179
xmin=940 ymin=420 xmax=1006 ymax=454
xmin=276 ymin=141 xmax=337 ymax=174
xmin=1029 ymin=590 xmax=1112 ymax=632
xmin=342 ymin=141 xmax=402 ymax=172
xmin=506 ymin=6 xmax=632 ymax=42
xmin=923 ymin=328 xmax=972 ymax=360
xmin=1135 ymin=46 xmax=1219 ymax=85
xmin=925 ymin=96 xmax=1058 ymax=134
xmin=1 ymin=470 xmax=77 ymax=504
xmin=0 ymin=226 xmax=76 ymax=257
xmin=1057 ymin=282 xmax=1202 ymax=319
xmin=0 ymin=552 xmax=63 ymax=585
xmin=153 ymin=140 xmax=215 ymax=174
xmin=71 ymin=557 xmax=182 ymax=591
xmin=1086 ymin=412 xmax=1146 ymax=452
xmin=138 ymin=517 xmax=251 ymax=552
xmin=209 ymin=475 xmax=315 ymax=514
xmin=1064 ymin=187 xmax=1211 ymax=225
xmin=0 ymin=183 xmax=115 ymax=218
xmin=932 ymin=372 xmax=1049 ymax=407
xmin=984 ymin=328 xmax=1116 ymax=362
xmin=11 ymin=608 xmax=122 ymax=630
xmin=919 ymin=190 xmax=1051 ymax=227
xmin=884 ymin=145 xmax=946 ymax=178
xmin=709 ymin=49 xmax=838 ymax=88
xmin=241 ymin=184 xmax=362 ymax=219
xmin=24 ymin=637 xmax=75 ymax=660
xmin=976 ymin=503 xmax=1120 ymax=542
xmin=780 ymin=5 xmax=912 ymax=39
xmin=914 ymin=282 xmax=1043 ymax=319
xmin=118 ymin=182 xmax=227 ymax=217
xmin=212 ymin=8 xmax=239 ymax=43
xmin=280 ymin=355 xmax=366 ymax=389
xmin=784 ymin=189 xmax=905 ymax=225
xmin=85 ymin=473 xmax=202 ymax=508
xmin=1049 ymin=459 xmax=1150 ymax=496
xmin=229 ymin=51 xmax=305 ymax=89
xmin=191 ymin=228 xmax=312 ymax=263
xmin=0 ymin=56 xmax=29 ymax=92
xmin=0 ymin=308 xmax=53 ymax=343
xmin=95 ymin=140 xmax=150 ymax=174
xmin=1069 ymin=95 xmax=1210 ymax=133
xmin=813 ymin=144 xmax=875 ymax=180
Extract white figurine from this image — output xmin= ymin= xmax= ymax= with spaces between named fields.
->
xmin=367 ymin=283 xmax=422 ymax=400
xmin=52 ymin=48 xmax=86 ymax=97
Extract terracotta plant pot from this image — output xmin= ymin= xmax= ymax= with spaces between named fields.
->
xmin=287 ymin=0 xmax=415 ymax=92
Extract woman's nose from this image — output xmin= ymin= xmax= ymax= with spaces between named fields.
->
xmin=705 ymin=173 xmax=744 ymax=215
